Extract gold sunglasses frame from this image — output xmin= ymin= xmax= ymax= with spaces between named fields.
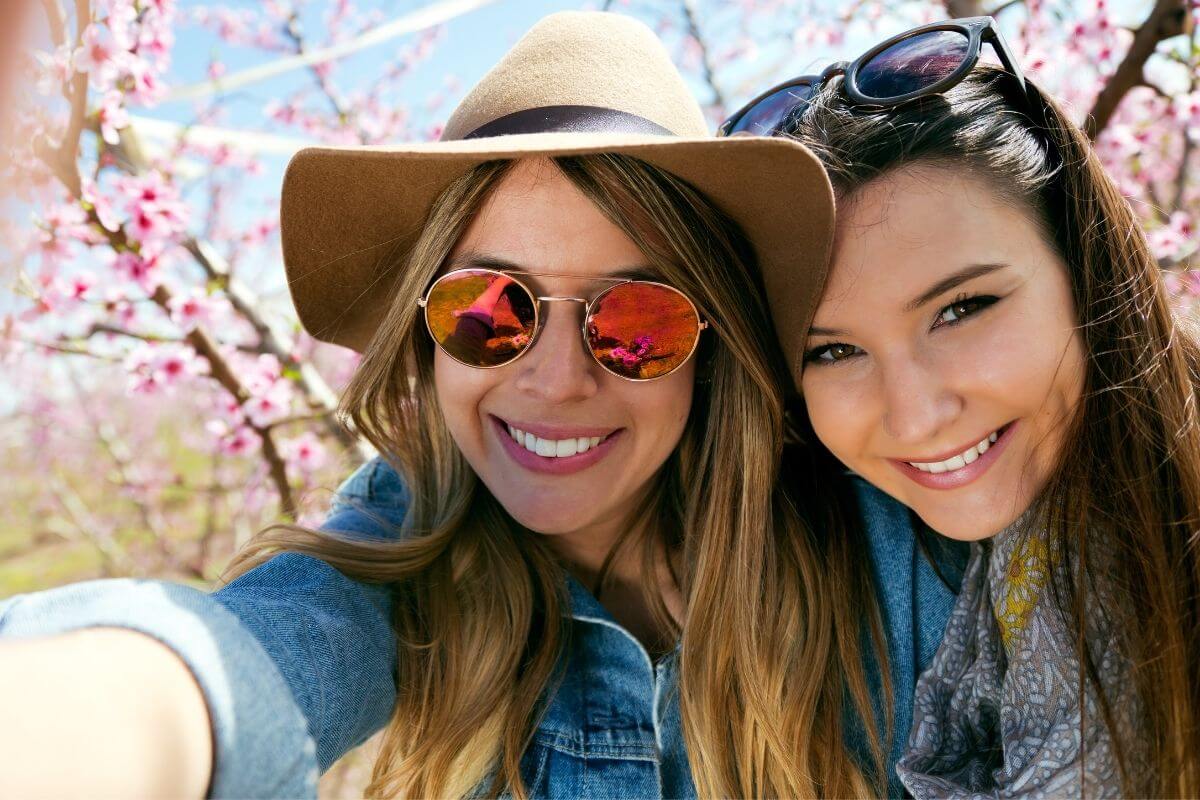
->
xmin=417 ymin=267 xmax=709 ymax=382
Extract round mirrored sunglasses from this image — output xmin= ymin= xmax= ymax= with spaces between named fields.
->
xmin=418 ymin=267 xmax=708 ymax=381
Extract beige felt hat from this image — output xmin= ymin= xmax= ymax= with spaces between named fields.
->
xmin=280 ymin=10 xmax=833 ymax=384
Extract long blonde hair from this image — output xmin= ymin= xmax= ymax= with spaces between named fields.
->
xmin=224 ymin=154 xmax=886 ymax=798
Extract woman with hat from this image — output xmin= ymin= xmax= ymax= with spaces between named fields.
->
xmin=720 ymin=16 xmax=1200 ymax=797
xmin=0 ymin=11 xmax=962 ymax=798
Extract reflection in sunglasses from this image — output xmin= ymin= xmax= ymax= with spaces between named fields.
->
xmin=423 ymin=268 xmax=703 ymax=380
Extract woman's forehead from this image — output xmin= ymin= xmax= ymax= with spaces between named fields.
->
xmin=444 ymin=163 xmax=663 ymax=285
xmin=815 ymin=168 xmax=1052 ymax=326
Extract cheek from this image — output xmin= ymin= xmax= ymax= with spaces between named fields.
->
xmin=610 ymin=361 xmax=696 ymax=466
xmin=432 ymin=349 xmax=496 ymax=448
xmin=801 ymin=374 xmax=872 ymax=462
xmin=959 ymin=290 xmax=1084 ymax=418
xmin=637 ymin=365 xmax=695 ymax=442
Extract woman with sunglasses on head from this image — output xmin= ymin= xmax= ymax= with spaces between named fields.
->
xmin=0 ymin=11 xmax=970 ymax=798
xmin=723 ymin=15 xmax=1200 ymax=798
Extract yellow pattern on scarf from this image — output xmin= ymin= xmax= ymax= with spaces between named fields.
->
xmin=993 ymin=534 xmax=1050 ymax=650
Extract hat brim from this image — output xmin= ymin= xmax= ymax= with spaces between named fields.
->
xmin=281 ymin=132 xmax=833 ymax=384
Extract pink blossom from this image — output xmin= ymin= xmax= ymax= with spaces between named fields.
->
xmin=121 ymin=54 xmax=166 ymax=105
xmin=138 ymin=16 xmax=176 ymax=70
xmin=116 ymin=171 xmax=188 ymax=248
xmin=82 ymin=179 xmax=122 ymax=232
xmin=168 ymin=288 xmax=220 ymax=331
xmin=112 ymin=250 xmax=161 ymax=292
xmin=240 ymin=216 xmax=278 ymax=247
xmin=124 ymin=342 xmax=209 ymax=395
xmin=58 ymin=270 xmax=96 ymax=301
xmin=102 ymin=288 xmax=138 ymax=327
xmin=102 ymin=0 xmax=140 ymax=51
xmin=96 ymin=90 xmax=130 ymax=145
xmin=243 ymin=379 xmax=294 ymax=427
xmin=281 ymin=432 xmax=328 ymax=474
xmin=208 ymin=422 xmax=261 ymax=457
xmin=35 ymin=44 xmax=74 ymax=96
xmin=74 ymin=23 xmax=120 ymax=89
xmin=241 ymin=353 xmax=283 ymax=397
xmin=1175 ymin=92 xmax=1200 ymax=133
xmin=1149 ymin=211 xmax=1197 ymax=264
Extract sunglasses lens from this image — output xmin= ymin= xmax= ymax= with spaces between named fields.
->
xmin=587 ymin=283 xmax=701 ymax=380
xmin=424 ymin=270 xmax=536 ymax=367
xmin=725 ymin=83 xmax=815 ymax=137
xmin=856 ymin=29 xmax=970 ymax=100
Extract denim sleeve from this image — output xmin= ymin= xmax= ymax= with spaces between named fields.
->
xmin=213 ymin=456 xmax=409 ymax=773
xmin=0 ymin=456 xmax=410 ymax=798
xmin=0 ymin=579 xmax=317 ymax=799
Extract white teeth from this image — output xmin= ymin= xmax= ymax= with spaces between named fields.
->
xmin=907 ymin=429 xmax=1002 ymax=474
xmin=507 ymin=425 xmax=526 ymax=448
xmin=506 ymin=424 xmax=609 ymax=458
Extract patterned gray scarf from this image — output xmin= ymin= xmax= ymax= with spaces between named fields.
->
xmin=896 ymin=514 xmax=1142 ymax=798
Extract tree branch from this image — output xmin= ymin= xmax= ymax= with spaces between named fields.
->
xmin=40 ymin=0 xmax=67 ymax=47
xmin=20 ymin=338 xmax=124 ymax=361
xmin=282 ymin=11 xmax=361 ymax=140
xmin=680 ymin=0 xmax=726 ymax=112
xmin=31 ymin=136 xmax=304 ymax=519
xmin=1170 ymin=17 xmax=1197 ymax=212
xmin=945 ymin=0 xmax=987 ymax=17
xmin=179 ymin=237 xmax=367 ymax=458
xmin=1085 ymin=0 xmax=1189 ymax=141
xmin=65 ymin=367 xmax=172 ymax=553
xmin=163 ymin=0 xmax=498 ymax=104
xmin=55 ymin=0 xmax=91 ymax=197
xmin=989 ymin=0 xmax=1025 ymax=15
xmin=47 ymin=472 xmax=133 ymax=576
xmin=99 ymin=124 xmax=369 ymax=461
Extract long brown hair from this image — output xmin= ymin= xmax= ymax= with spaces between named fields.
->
xmin=789 ymin=68 xmax=1200 ymax=796
xmin=223 ymin=154 xmax=887 ymax=797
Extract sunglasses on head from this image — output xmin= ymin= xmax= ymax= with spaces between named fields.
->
xmin=418 ymin=267 xmax=708 ymax=381
xmin=718 ymin=16 xmax=1027 ymax=138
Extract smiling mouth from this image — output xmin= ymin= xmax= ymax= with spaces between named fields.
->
xmin=496 ymin=419 xmax=619 ymax=455
xmin=905 ymin=423 xmax=1012 ymax=474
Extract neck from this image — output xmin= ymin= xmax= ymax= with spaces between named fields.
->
xmin=542 ymin=511 xmax=683 ymax=653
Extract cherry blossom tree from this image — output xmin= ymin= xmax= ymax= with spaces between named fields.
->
xmin=1 ymin=0 xmax=1194 ymax=607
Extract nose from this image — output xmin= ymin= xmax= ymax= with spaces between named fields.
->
xmin=512 ymin=302 xmax=600 ymax=402
xmin=878 ymin=353 xmax=963 ymax=445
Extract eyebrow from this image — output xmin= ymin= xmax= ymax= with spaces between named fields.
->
xmin=445 ymin=251 xmax=659 ymax=281
xmin=807 ymin=262 xmax=1010 ymax=338
xmin=903 ymin=263 xmax=1009 ymax=313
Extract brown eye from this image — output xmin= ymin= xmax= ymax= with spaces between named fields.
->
xmin=806 ymin=342 xmax=862 ymax=364
xmin=937 ymin=295 xmax=998 ymax=326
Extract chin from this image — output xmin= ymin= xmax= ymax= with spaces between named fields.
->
xmin=912 ymin=499 xmax=1030 ymax=542
xmin=491 ymin=495 xmax=588 ymax=536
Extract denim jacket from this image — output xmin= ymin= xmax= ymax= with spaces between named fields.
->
xmin=0 ymin=458 xmax=963 ymax=798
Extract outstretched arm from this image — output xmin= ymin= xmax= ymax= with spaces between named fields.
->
xmin=0 ymin=627 xmax=213 ymax=798
xmin=0 ymin=457 xmax=409 ymax=798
